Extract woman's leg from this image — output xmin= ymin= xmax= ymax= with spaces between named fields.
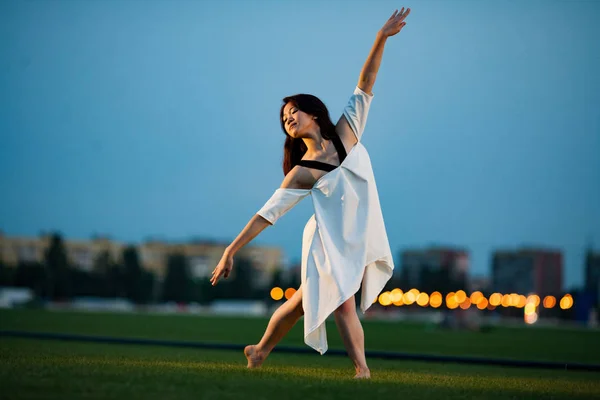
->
xmin=333 ymin=295 xmax=370 ymax=378
xmin=245 ymin=286 xmax=304 ymax=368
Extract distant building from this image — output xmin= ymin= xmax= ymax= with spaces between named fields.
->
xmin=399 ymin=246 xmax=469 ymax=292
xmin=585 ymin=249 xmax=600 ymax=305
xmin=0 ymin=234 xmax=123 ymax=273
xmin=468 ymin=275 xmax=490 ymax=293
xmin=0 ymin=233 xmax=282 ymax=289
xmin=492 ymin=248 xmax=562 ymax=295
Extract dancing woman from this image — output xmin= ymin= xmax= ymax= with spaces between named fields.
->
xmin=211 ymin=7 xmax=410 ymax=379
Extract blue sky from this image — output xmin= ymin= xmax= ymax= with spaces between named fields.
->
xmin=1 ymin=0 xmax=599 ymax=289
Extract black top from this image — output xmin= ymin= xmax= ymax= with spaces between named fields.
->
xmin=297 ymin=134 xmax=347 ymax=172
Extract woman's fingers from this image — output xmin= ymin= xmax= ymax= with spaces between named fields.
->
xmin=399 ymin=8 xmax=410 ymax=21
xmin=211 ymin=267 xmax=221 ymax=285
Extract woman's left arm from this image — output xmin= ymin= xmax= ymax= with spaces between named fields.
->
xmin=358 ymin=7 xmax=411 ymax=95
xmin=209 ymin=214 xmax=271 ymax=286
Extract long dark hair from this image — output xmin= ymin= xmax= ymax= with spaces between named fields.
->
xmin=280 ymin=94 xmax=338 ymax=176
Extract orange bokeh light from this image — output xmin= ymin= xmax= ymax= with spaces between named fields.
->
xmin=270 ymin=287 xmax=283 ymax=301
xmin=459 ymin=298 xmax=471 ymax=310
xmin=390 ymin=288 xmax=403 ymax=303
xmin=455 ymin=290 xmax=467 ymax=304
xmin=560 ymin=296 xmax=573 ymax=310
xmin=430 ymin=292 xmax=443 ymax=308
xmin=416 ymin=292 xmax=429 ymax=307
xmin=489 ymin=293 xmax=502 ymax=306
xmin=403 ymin=291 xmax=416 ymax=305
xmin=470 ymin=291 xmax=484 ymax=305
xmin=543 ymin=295 xmax=556 ymax=308
xmin=509 ymin=293 xmax=520 ymax=307
xmin=379 ymin=292 xmax=392 ymax=306
xmin=284 ymin=288 xmax=297 ymax=300
xmin=477 ymin=298 xmax=489 ymax=310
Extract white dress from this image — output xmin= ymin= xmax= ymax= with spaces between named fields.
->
xmin=257 ymin=86 xmax=394 ymax=354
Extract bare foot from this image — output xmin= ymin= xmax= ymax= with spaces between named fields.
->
xmin=244 ymin=345 xmax=266 ymax=368
xmin=354 ymin=368 xmax=371 ymax=379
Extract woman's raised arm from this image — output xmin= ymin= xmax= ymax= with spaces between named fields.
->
xmin=358 ymin=7 xmax=410 ymax=95
xmin=336 ymin=8 xmax=410 ymax=144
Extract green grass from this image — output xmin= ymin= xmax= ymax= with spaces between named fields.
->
xmin=1 ymin=309 xmax=599 ymax=399
xmin=2 ymin=309 xmax=600 ymax=363
xmin=1 ymin=339 xmax=599 ymax=400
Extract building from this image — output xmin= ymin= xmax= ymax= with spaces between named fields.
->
xmin=0 ymin=232 xmax=283 ymax=289
xmin=585 ymin=249 xmax=600 ymax=305
xmin=0 ymin=234 xmax=123 ymax=272
xmin=468 ymin=275 xmax=490 ymax=293
xmin=492 ymin=247 xmax=562 ymax=295
xmin=399 ymin=246 xmax=469 ymax=292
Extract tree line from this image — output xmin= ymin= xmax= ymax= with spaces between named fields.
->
xmin=0 ymin=233 xmax=293 ymax=305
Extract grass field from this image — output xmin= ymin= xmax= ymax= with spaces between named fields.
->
xmin=1 ymin=309 xmax=600 ymax=399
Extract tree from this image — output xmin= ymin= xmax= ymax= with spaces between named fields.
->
xmin=14 ymin=261 xmax=46 ymax=296
xmin=270 ymin=268 xmax=285 ymax=290
xmin=45 ymin=233 xmax=71 ymax=300
xmin=162 ymin=253 xmax=191 ymax=303
xmin=93 ymin=250 xmax=115 ymax=297
xmin=122 ymin=246 xmax=143 ymax=303
xmin=230 ymin=257 xmax=255 ymax=299
xmin=0 ymin=257 xmax=15 ymax=287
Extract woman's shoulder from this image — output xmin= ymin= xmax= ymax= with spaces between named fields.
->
xmin=281 ymin=165 xmax=317 ymax=190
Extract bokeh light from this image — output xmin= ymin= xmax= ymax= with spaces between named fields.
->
xmin=430 ymin=292 xmax=443 ymax=308
xmin=390 ymin=288 xmax=403 ymax=303
xmin=446 ymin=292 xmax=456 ymax=309
xmin=476 ymin=298 xmax=488 ymax=310
xmin=527 ymin=294 xmax=540 ymax=307
xmin=284 ymin=288 xmax=296 ymax=300
xmin=403 ymin=291 xmax=416 ymax=305
xmin=560 ymin=295 xmax=573 ymax=310
xmin=501 ymin=294 xmax=511 ymax=307
xmin=489 ymin=293 xmax=502 ymax=306
xmin=379 ymin=291 xmax=392 ymax=306
xmin=392 ymin=288 xmax=404 ymax=306
xmin=470 ymin=291 xmax=484 ymax=305
xmin=524 ymin=312 xmax=538 ymax=324
xmin=416 ymin=292 xmax=429 ymax=307
xmin=516 ymin=295 xmax=527 ymax=308
xmin=459 ymin=298 xmax=471 ymax=310
xmin=524 ymin=303 xmax=536 ymax=315
xmin=543 ymin=295 xmax=556 ymax=308
xmin=455 ymin=290 xmax=467 ymax=304
xmin=270 ymin=287 xmax=284 ymax=301
xmin=509 ymin=293 xmax=520 ymax=307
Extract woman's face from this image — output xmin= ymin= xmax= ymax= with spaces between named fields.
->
xmin=282 ymin=102 xmax=317 ymax=138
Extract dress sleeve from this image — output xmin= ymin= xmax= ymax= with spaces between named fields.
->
xmin=256 ymin=188 xmax=311 ymax=225
xmin=342 ymin=86 xmax=374 ymax=141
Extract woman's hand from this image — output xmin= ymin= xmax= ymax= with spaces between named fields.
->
xmin=210 ymin=252 xmax=234 ymax=286
xmin=380 ymin=7 xmax=411 ymax=38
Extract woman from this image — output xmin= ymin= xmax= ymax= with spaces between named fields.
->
xmin=210 ymin=7 xmax=410 ymax=379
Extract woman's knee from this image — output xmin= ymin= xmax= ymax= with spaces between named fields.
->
xmin=334 ymin=296 xmax=356 ymax=318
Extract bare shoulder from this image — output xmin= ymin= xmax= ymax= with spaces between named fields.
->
xmin=280 ymin=166 xmax=316 ymax=190
xmin=335 ymin=115 xmax=358 ymax=150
